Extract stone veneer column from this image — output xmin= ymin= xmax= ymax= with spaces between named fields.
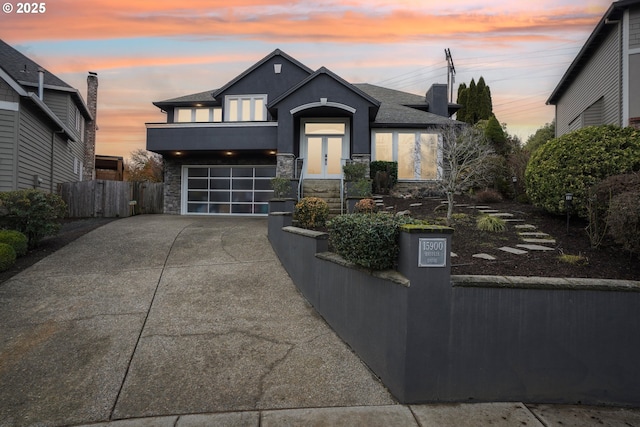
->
xmin=277 ymin=153 xmax=295 ymax=178
xmin=163 ymin=159 xmax=182 ymax=214
xmin=83 ymin=72 xmax=98 ymax=180
xmin=351 ymin=153 xmax=371 ymax=178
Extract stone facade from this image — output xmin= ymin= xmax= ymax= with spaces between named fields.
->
xmin=276 ymin=153 xmax=295 ymax=178
xmin=83 ymin=73 xmax=98 ymax=180
xmin=350 ymin=154 xmax=371 ymax=178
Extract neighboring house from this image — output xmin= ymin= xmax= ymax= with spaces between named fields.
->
xmin=0 ymin=39 xmax=98 ymax=193
xmin=547 ymin=0 xmax=640 ymax=136
xmin=147 ymin=49 xmax=460 ymax=216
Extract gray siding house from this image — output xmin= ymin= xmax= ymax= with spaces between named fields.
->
xmin=547 ymin=0 xmax=640 ymax=136
xmin=147 ymin=49 xmax=460 ymax=216
xmin=0 ymin=39 xmax=97 ymax=193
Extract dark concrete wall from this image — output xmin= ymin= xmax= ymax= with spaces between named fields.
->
xmin=268 ymin=208 xmax=640 ymax=406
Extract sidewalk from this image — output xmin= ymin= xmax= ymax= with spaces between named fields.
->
xmin=0 ymin=215 xmax=638 ymax=426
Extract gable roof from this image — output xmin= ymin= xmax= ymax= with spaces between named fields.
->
xmin=355 ymin=83 xmax=462 ymax=126
xmin=547 ymin=0 xmax=640 ymax=105
xmin=153 ymin=89 xmax=219 ymax=108
xmin=212 ymin=49 xmax=314 ymax=99
xmin=0 ymin=39 xmax=92 ymax=120
xmin=268 ymin=66 xmax=381 ymax=109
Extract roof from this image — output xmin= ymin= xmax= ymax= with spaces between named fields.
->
xmin=212 ymin=49 xmax=314 ymax=99
xmin=0 ymin=39 xmax=92 ymax=120
xmin=153 ymin=89 xmax=219 ymax=108
xmin=547 ymin=0 xmax=640 ymax=105
xmin=355 ymin=83 xmax=461 ymax=126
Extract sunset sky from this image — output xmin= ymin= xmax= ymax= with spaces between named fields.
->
xmin=1 ymin=0 xmax=611 ymax=159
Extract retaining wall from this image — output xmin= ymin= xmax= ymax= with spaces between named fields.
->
xmin=267 ymin=211 xmax=640 ymax=406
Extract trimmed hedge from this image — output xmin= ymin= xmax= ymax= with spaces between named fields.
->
xmin=328 ymin=212 xmax=417 ymax=270
xmin=0 ymin=242 xmax=16 ymax=272
xmin=525 ymin=125 xmax=640 ymax=218
xmin=0 ymin=229 xmax=28 ymax=257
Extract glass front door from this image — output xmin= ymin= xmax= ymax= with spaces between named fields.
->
xmin=303 ymin=120 xmax=348 ymax=179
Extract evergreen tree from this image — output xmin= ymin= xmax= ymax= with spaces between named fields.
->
xmin=484 ymin=115 xmax=509 ymax=156
xmin=456 ymin=82 xmax=468 ymax=123
xmin=456 ymin=76 xmax=493 ymax=125
xmin=477 ymin=77 xmax=492 ymax=120
xmin=467 ymin=79 xmax=478 ymax=124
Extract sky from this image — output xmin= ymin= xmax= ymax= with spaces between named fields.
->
xmin=0 ymin=0 xmax=612 ymax=159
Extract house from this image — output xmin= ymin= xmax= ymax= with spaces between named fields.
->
xmin=0 ymin=39 xmax=98 ymax=193
xmin=146 ymin=49 xmax=460 ymax=216
xmin=547 ymin=0 xmax=640 ymax=136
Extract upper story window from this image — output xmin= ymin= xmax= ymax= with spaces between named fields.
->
xmin=176 ymin=107 xmax=222 ymax=123
xmin=225 ymin=95 xmax=267 ymax=122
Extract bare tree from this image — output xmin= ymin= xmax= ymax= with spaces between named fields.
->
xmin=125 ymin=149 xmax=164 ymax=182
xmin=438 ymin=124 xmax=495 ymax=224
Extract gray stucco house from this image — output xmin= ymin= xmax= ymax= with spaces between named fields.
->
xmin=0 ymin=39 xmax=98 ymax=193
xmin=147 ymin=49 xmax=460 ymax=216
xmin=547 ymin=0 xmax=640 ymax=136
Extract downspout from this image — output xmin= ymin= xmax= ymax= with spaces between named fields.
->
xmin=50 ymin=130 xmax=64 ymax=193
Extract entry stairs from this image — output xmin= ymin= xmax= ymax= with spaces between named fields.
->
xmin=302 ymin=179 xmax=343 ymax=216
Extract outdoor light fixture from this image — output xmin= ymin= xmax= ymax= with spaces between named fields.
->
xmin=565 ymin=193 xmax=573 ymax=234
xmin=226 ymin=151 xmax=234 ymax=156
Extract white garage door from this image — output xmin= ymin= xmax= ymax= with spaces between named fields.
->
xmin=183 ymin=166 xmax=275 ymax=215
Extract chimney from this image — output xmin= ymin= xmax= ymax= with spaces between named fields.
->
xmin=83 ymin=72 xmax=98 ymax=180
xmin=37 ymin=67 xmax=44 ymax=100
xmin=425 ymin=84 xmax=450 ymax=118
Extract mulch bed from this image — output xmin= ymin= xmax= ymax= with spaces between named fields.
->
xmin=382 ymin=195 xmax=639 ymax=281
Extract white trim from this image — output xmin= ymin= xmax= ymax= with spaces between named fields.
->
xmin=300 ymin=118 xmax=350 ymax=179
xmin=290 ymin=101 xmax=356 ymax=115
xmin=146 ymin=122 xmax=278 ymax=129
xmin=623 ymin=9 xmax=630 ymax=127
xmin=224 ymin=94 xmax=267 ymax=122
xmin=0 ymin=100 xmax=19 ymax=111
xmin=0 ymin=68 xmax=28 ymax=96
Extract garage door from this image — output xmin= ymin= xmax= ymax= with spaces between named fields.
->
xmin=183 ymin=166 xmax=275 ymax=215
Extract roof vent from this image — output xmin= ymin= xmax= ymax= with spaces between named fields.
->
xmin=274 ymin=63 xmax=282 ymax=74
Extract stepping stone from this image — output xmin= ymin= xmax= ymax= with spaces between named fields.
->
xmin=516 ymin=244 xmax=555 ymax=251
xmin=521 ymin=238 xmax=556 ymax=244
xmin=451 ymin=252 xmax=458 ymax=258
xmin=409 ymin=203 xmax=422 ymax=207
xmin=488 ymin=212 xmax=514 ymax=217
xmin=478 ymin=209 xmax=500 ymax=213
xmin=455 ymin=204 xmax=469 ymax=208
xmin=385 ymin=206 xmax=394 ymax=210
xmin=473 ymin=253 xmax=497 ymax=260
xmin=503 ymin=218 xmax=525 ymax=222
xmin=515 ymin=224 xmax=537 ymax=229
xmin=518 ymin=232 xmax=550 ymax=237
xmin=498 ymin=246 xmax=528 ymax=255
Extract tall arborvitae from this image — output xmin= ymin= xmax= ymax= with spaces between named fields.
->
xmin=456 ymin=76 xmax=493 ymax=125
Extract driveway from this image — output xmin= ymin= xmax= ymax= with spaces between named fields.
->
xmin=0 ymin=215 xmax=394 ymax=426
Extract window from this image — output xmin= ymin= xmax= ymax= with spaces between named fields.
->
xmin=225 ymin=95 xmax=267 ymax=121
xmin=373 ymin=130 xmax=440 ymax=180
xmin=175 ymin=107 xmax=222 ymax=123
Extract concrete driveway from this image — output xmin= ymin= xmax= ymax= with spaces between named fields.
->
xmin=0 ymin=215 xmax=394 ymax=426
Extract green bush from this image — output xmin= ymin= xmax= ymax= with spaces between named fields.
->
xmin=343 ymin=162 xmax=368 ymax=182
xmin=607 ymin=190 xmax=640 ymax=256
xmin=370 ymin=161 xmax=398 ymax=194
xmin=0 ymin=229 xmax=28 ymax=257
xmin=525 ymin=125 xmax=640 ymax=218
xmin=0 ymin=189 xmax=67 ymax=248
xmin=271 ymin=177 xmax=295 ymax=199
xmin=476 ymin=215 xmax=506 ymax=232
xmin=328 ymin=212 xmax=416 ymax=270
xmin=294 ymin=197 xmax=329 ymax=229
xmin=0 ymin=242 xmax=16 ymax=272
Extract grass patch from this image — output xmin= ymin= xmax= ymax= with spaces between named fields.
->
xmin=476 ymin=215 xmax=507 ymax=233
xmin=558 ymin=252 xmax=588 ymax=266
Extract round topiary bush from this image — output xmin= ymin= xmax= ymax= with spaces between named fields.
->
xmin=0 ymin=242 xmax=16 ymax=272
xmin=354 ymin=198 xmax=376 ymax=214
xmin=294 ymin=197 xmax=329 ymax=229
xmin=607 ymin=190 xmax=640 ymax=256
xmin=525 ymin=125 xmax=640 ymax=218
xmin=0 ymin=229 xmax=28 ymax=257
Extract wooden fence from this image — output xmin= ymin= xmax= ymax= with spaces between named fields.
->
xmin=58 ymin=180 xmax=164 ymax=218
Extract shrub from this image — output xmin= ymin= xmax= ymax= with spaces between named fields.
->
xmin=475 ymin=188 xmax=503 ymax=203
xmin=558 ymin=252 xmax=588 ymax=266
xmin=0 ymin=242 xmax=16 ymax=272
xmin=329 ymin=212 xmax=416 ymax=270
xmin=271 ymin=177 xmax=295 ymax=199
xmin=525 ymin=125 xmax=640 ymax=218
xmin=0 ymin=229 xmax=28 ymax=257
xmin=370 ymin=161 xmax=398 ymax=194
xmin=354 ymin=198 xmax=376 ymax=214
xmin=343 ymin=162 xmax=368 ymax=182
xmin=607 ymin=190 xmax=640 ymax=256
xmin=476 ymin=215 xmax=506 ymax=232
xmin=294 ymin=197 xmax=329 ymax=229
xmin=0 ymin=189 xmax=67 ymax=248
xmin=586 ymin=172 xmax=640 ymax=247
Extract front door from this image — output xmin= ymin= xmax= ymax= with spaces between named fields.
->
xmin=303 ymin=120 xmax=349 ymax=179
